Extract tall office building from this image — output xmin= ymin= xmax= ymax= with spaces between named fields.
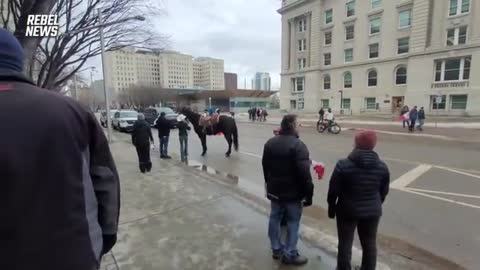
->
xmin=193 ymin=57 xmax=225 ymax=90
xmin=224 ymin=72 xmax=238 ymax=90
xmin=252 ymin=72 xmax=272 ymax=91
xmin=278 ymin=0 xmax=480 ymax=115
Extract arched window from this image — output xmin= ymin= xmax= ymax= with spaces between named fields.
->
xmin=344 ymin=72 xmax=352 ymax=88
xmin=324 ymin=75 xmax=331 ymax=90
xmin=395 ymin=66 xmax=407 ymax=85
xmin=368 ymin=69 xmax=378 ymax=87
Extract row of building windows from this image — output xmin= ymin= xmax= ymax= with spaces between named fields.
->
xmin=322 ymin=66 xmax=407 ymax=90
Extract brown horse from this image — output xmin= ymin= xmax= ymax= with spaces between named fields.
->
xmin=180 ymin=108 xmax=239 ymax=157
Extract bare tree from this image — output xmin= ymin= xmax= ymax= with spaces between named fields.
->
xmin=1 ymin=0 xmax=167 ymax=91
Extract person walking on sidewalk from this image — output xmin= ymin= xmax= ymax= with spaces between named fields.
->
xmin=262 ymin=114 xmax=314 ymax=266
xmin=328 ymin=130 xmax=390 ymax=270
xmin=155 ymin=112 xmax=173 ymax=159
xmin=400 ymin=105 xmax=410 ymax=128
xmin=409 ymin=106 xmax=418 ymax=133
xmin=176 ymin=114 xmax=191 ymax=162
xmin=319 ymin=108 xmax=325 ymax=122
xmin=417 ymin=107 xmax=426 ymax=132
xmin=0 ymin=29 xmax=120 ymax=270
xmin=132 ymin=113 xmax=154 ymax=173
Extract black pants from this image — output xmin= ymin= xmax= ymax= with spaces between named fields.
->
xmin=135 ymin=143 xmax=152 ymax=173
xmin=336 ymin=216 xmax=380 ymax=270
xmin=409 ymin=119 xmax=416 ymax=132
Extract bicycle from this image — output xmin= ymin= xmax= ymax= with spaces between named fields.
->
xmin=316 ymin=120 xmax=341 ymax=134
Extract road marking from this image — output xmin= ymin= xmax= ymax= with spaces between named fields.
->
xmin=400 ymin=188 xmax=480 ymax=210
xmin=240 ymin=151 xmax=262 ymax=159
xmin=391 ymin=164 xmax=432 ymax=189
xmin=407 ymin=188 xmax=480 ymax=199
xmin=434 ymin=165 xmax=480 ymax=180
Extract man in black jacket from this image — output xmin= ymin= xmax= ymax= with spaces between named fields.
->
xmin=262 ymin=114 xmax=314 ymax=266
xmin=328 ymin=130 xmax=390 ymax=270
xmin=132 ymin=113 xmax=154 ymax=173
xmin=0 ymin=29 xmax=120 ymax=270
xmin=155 ymin=112 xmax=173 ymax=159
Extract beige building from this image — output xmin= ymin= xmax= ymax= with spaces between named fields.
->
xmin=193 ymin=57 xmax=225 ymax=90
xmin=278 ymin=0 xmax=480 ymax=116
xmin=105 ymin=48 xmax=225 ymax=98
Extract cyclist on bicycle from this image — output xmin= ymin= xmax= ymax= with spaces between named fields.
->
xmin=324 ymin=108 xmax=335 ymax=130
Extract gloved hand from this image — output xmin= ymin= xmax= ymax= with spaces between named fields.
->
xmin=102 ymin=234 xmax=117 ymax=255
xmin=328 ymin=205 xmax=336 ymax=219
xmin=303 ymin=198 xmax=313 ymax=207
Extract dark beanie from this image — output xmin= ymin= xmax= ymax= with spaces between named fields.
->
xmin=355 ymin=130 xmax=377 ymax=150
xmin=0 ymin=28 xmax=24 ymax=73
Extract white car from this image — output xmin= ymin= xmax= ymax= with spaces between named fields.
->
xmin=112 ymin=110 xmax=138 ymax=132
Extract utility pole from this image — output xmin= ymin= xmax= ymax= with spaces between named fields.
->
xmin=98 ymin=9 xmax=112 ymax=142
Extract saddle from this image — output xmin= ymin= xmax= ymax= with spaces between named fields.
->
xmin=199 ymin=114 xmax=220 ymax=128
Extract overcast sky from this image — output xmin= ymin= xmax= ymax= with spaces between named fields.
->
xmin=87 ymin=0 xmax=281 ymax=89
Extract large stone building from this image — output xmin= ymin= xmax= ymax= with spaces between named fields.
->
xmin=252 ymin=72 xmax=272 ymax=91
xmin=105 ymin=48 xmax=224 ymax=98
xmin=224 ymin=72 xmax=238 ymax=90
xmin=278 ymin=0 xmax=480 ymax=116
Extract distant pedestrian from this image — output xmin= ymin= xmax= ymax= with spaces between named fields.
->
xmin=409 ymin=106 xmax=418 ymax=133
xmin=131 ymin=113 xmax=154 ymax=173
xmin=0 ymin=29 xmax=120 ymax=270
xmin=155 ymin=112 xmax=174 ymax=159
xmin=417 ymin=107 xmax=425 ymax=131
xmin=262 ymin=108 xmax=268 ymax=122
xmin=400 ymin=106 xmax=410 ymax=128
xmin=257 ymin=108 xmax=262 ymax=121
xmin=176 ymin=114 xmax=191 ymax=162
xmin=262 ymin=114 xmax=314 ymax=266
xmin=328 ymin=130 xmax=390 ymax=270
xmin=319 ymin=108 xmax=325 ymax=122
xmin=252 ymin=107 xmax=257 ymax=122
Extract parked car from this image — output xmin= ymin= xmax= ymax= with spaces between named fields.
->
xmin=100 ymin=109 xmax=118 ymax=128
xmin=112 ymin=110 xmax=138 ymax=132
xmin=144 ymin=107 xmax=178 ymax=128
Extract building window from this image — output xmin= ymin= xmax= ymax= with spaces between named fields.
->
xmin=298 ymin=39 xmax=307 ymax=52
xmin=434 ymin=57 xmax=471 ymax=81
xmin=324 ymin=75 xmax=331 ymax=90
xmin=292 ymin=77 xmax=305 ymax=92
xmin=325 ymin=9 xmax=333 ymax=24
xmin=447 ymin=26 xmax=467 ymax=46
xmin=449 ymin=0 xmax=470 ymax=16
xmin=371 ymin=0 xmax=381 ymax=9
xmin=324 ymin=53 xmax=331 ymax=66
xmin=344 ymin=72 xmax=352 ymax=88
xmin=345 ymin=25 xmax=355 ymax=40
xmin=368 ymin=69 xmax=378 ymax=87
xmin=325 ymin=31 xmax=332 ymax=45
xmin=298 ymin=19 xmax=307 ymax=32
xmin=450 ymin=95 xmax=468 ymax=110
xmin=397 ymin=37 xmax=409 ymax=54
xmin=369 ymin=43 xmax=379 ymax=58
xmin=298 ymin=58 xmax=306 ymax=70
xmin=431 ymin=95 xmax=447 ymax=110
xmin=370 ymin=17 xmax=381 ymax=35
xmin=399 ymin=9 xmax=412 ymax=28
xmin=346 ymin=1 xmax=355 ymax=17
xmin=342 ymin=98 xmax=351 ymax=109
xmin=344 ymin=48 xmax=353 ymax=63
xmin=321 ymin=99 xmax=330 ymax=108
xmin=365 ymin=97 xmax=377 ymax=110
xmin=395 ymin=66 xmax=407 ymax=85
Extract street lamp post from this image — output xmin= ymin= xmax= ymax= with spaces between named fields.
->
xmin=62 ymin=12 xmax=145 ymax=142
xmin=209 ymin=97 xmax=212 ymax=109
xmin=339 ymin=90 xmax=344 ymax=115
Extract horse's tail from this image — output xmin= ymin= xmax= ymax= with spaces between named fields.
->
xmin=232 ymin=120 xmax=239 ymax=151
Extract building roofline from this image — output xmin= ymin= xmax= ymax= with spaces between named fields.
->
xmin=277 ymin=0 xmax=315 ymax=14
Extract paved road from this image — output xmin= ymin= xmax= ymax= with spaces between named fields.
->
xmin=115 ymin=122 xmax=480 ymax=269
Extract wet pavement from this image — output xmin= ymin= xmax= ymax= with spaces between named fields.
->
xmin=101 ymin=140 xmax=336 ymax=270
xmin=115 ymin=122 xmax=477 ymax=270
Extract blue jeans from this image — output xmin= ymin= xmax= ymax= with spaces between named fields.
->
xmin=159 ymin=136 xmax=169 ymax=157
xmin=179 ymin=136 xmax=188 ymax=161
xmin=268 ymin=201 xmax=303 ymax=258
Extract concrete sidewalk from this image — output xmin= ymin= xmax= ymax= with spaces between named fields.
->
xmin=101 ymin=140 xmax=335 ymax=270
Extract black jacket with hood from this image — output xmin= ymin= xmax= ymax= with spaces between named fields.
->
xmin=327 ymin=149 xmax=390 ymax=218
xmin=0 ymin=72 xmax=120 ymax=270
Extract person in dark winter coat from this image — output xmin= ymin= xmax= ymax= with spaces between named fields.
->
xmin=409 ymin=106 xmax=418 ymax=132
xmin=176 ymin=114 xmax=191 ymax=162
xmin=319 ymin=108 xmax=325 ymax=122
xmin=417 ymin=107 xmax=426 ymax=131
xmin=131 ymin=113 xmax=154 ymax=173
xmin=262 ymin=114 xmax=314 ymax=266
xmin=155 ymin=112 xmax=173 ymax=159
xmin=0 ymin=29 xmax=120 ymax=270
xmin=328 ymin=130 xmax=390 ymax=270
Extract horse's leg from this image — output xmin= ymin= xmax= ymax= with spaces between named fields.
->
xmin=200 ymin=134 xmax=207 ymax=156
xmin=224 ymin=132 xmax=232 ymax=157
